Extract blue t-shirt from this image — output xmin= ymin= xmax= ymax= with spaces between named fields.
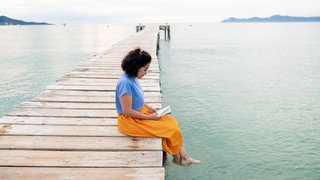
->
xmin=115 ymin=73 xmax=144 ymax=114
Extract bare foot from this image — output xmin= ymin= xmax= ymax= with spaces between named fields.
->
xmin=181 ymin=157 xmax=202 ymax=165
xmin=172 ymin=159 xmax=192 ymax=167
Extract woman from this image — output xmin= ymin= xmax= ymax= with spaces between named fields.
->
xmin=116 ymin=48 xmax=201 ymax=167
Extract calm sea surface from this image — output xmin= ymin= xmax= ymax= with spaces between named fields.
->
xmin=158 ymin=23 xmax=320 ymax=180
xmin=0 ymin=24 xmax=135 ymax=116
xmin=1 ymin=23 xmax=320 ymax=180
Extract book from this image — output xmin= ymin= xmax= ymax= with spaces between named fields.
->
xmin=156 ymin=106 xmax=171 ymax=117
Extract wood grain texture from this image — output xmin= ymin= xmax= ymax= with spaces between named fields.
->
xmin=0 ymin=25 xmax=165 ymax=179
xmin=0 ymin=167 xmax=165 ymax=180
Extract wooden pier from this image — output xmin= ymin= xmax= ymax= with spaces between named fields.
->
xmin=159 ymin=25 xmax=170 ymax=39
xmin=136 ymin=24 xmax=146 ymax=32
xmin=0 ymin=25 xmax=165 ymax=179
xmin=137 ymin=24 xmax=170 ymax=40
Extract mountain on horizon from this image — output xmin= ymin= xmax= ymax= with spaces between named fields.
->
xmin=221 ymin=15 xmax=320 ymax=23
xmin=0 ymin=16 xmax=51 ymax=25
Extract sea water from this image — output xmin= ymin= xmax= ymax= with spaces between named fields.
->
xmin=0 ymin=24 xmax=135 ymax=117
xmin=158 ymin=23 xmax=320 ymax=179
xmin=1 ymin=23 xmax=320 ymax=180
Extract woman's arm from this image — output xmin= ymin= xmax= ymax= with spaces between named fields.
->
xmin=144 ymin=103 xmax=157 ymax=113
xmin=120 ymin=94 xmax=159 ymax=120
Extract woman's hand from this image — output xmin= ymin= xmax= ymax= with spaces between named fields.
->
xmin=120 ymin=96 xmax=159 ymax=120
xmin=148 ymin=113 xmax=160 ymax=120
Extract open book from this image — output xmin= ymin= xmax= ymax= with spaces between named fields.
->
xmin=156 ymin=106 xmax=171 ymax=117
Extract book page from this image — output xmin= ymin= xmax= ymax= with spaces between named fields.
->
xmin=156 ymin=106 xmax=171 ymax=117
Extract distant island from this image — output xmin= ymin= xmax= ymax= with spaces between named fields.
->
xmin=221 ymin=15 xmax=320 ymax=23
xmin=0 ymin=16 xmax=51 ymax=25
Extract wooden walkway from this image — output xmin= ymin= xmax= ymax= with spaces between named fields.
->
xmin=0 ymin=25 xmax=164 ymax=179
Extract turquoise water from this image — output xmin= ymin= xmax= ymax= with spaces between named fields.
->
xmin=0 ymin=24 xmax=135 ymax=117
xmin=159 ymin=23 xmax=320 ymax=179
xmin=1 ymin=23 xmax=320 ymax=180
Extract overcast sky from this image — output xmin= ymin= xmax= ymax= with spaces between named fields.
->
xmin=1 ymin=0 xmax=319 ymax=24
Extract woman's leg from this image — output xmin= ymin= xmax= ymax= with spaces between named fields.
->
xmin=172 ymin=146 xmax=201 ymax=167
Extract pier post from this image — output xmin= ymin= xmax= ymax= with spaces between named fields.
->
xmin=157 ymin=32 xmax=160 ymax=55
xmin=159 ymin=24 xmax=171 ymax=40
xmin=136 ymin=24 xmax=146 ymax=32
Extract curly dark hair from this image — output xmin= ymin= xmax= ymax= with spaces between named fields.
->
xmin=121 ymin=48 xmax=152 ymax=77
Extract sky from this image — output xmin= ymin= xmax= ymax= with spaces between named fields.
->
xmin=1 ymin=0 xmax=320 ymax=24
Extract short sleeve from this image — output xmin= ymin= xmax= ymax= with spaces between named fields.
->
xmin=117 ymin=79 xmax=132 ymax=97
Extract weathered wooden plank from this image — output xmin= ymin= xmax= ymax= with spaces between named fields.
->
xmin=54 ymin=80 xmax=160 ymax=87
xmin=0 ymin=116 xmax=117 ymax=126
xmin=7 ymin=108 xmax=117 ymax=118
xmin=32 ymin=95 xmax=118 ymax=103
xmin=69 ymin=67 xmax=160 ymax=75
xmin=71 ymin=71 xmax=159 ymax=77
xmin=74 ymin=66 xmax=160 ymax=72
xmin=36 ymin=90 xmax=162 ymax=97
xmin=81 ymin=58 xmax=159 ymax=64
xmin=22 ymin=101 xmax=116 ymax=109
xmin=64 ymin=73 xmax=160 ymax=80
xmin=0 ymin=150 xmax=163 ymax=167
xmin=0 ymin=167 xmax=165 ymax=180
xmin=85 ymin=59 xmax=159 ymax=65
xmin=18 ymin=102 xmax=162 ymax=110
xmin=46 ymin=84 xmax=117 ymax=91
xmin=86 ymin=58 xmax=157 ymax=64
xmin=45 ymin=84 xmax=161 ymax=92
xmin=101 ymin=47 xmax=158 ymax=53
xmin=32 ymin=95 xmax=161 ymax=103
xmin=55 ymin=78 xmax=161 ymax=87
xmin=56 ymin=77 xmax=160 ymax=84
xmin=0 ymin=136 xmax=162 ymax=150
xmin=0 ymin=124 xmax=124 ymax=136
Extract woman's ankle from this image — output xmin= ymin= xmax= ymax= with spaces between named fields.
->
xmin=173 ymin=155 xmax=180 ymax=161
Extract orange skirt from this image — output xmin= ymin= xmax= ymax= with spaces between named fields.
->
xmin=117 ymin=106 xmax=183 ymax=155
